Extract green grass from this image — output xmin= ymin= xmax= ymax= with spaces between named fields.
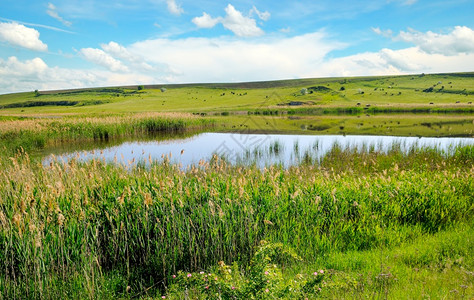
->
xmin=164 ymin=223 xmax=474 ymax=299
xmin=0 ymin=113 xmax=213 ymax=157
xmin=0 ymin=72 xmax=473 ymax=299
xmin=0 ymin=142 xmax=472 ymax=298
xmin=2 ymin=73 xmax=472 ymax=137
xmin=1 ymin=73 xmax=473 ymax=115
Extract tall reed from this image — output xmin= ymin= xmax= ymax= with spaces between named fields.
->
xmin=0 ymin=113 xmax=214 ymax=157
xmin=0 ymin=143 xmax=472 ymax=298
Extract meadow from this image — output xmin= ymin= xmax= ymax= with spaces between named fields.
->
xmin=1 ymin=72 xmax=473 ymax=138
xmin=0 ymin=73 xmax=473 ymax=299
xmin=1 ymin=73 xmax=473 ymax=114
xmin=1 ymin=143 xmax=473 ymax=299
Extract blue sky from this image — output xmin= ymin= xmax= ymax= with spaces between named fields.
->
xmin=0 ymin=0 xmax=473 ymax=93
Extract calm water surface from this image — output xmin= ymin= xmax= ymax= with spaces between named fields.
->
xmin=43 ymin=133 xmax=474 ymax=168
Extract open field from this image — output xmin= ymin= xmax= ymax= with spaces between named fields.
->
xmin=0 ymin=73 xmax=473 ymax=299
xmin=1 ymin=73 xmax=473 ymax=114
xmin=1 ymin=73 xmax=473 ymax=138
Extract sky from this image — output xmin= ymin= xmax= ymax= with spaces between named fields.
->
xmin=0 ymin=0 xmax=473 ymax=94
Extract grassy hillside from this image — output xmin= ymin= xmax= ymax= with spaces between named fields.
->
xmin=1 ymin=72 xmax=473 ymax=138
xmin=1 ymin=73 xmax=473 ymax=115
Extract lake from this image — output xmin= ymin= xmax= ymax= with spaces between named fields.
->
xmin=43 ymin=132 xmax=474 ymax=168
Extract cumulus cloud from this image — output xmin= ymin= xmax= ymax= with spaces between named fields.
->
xmin=379 ymin=48 xmax=422 ymax=71
xmin=78 ymin=41 xmax=167 ymax=76
xmin=129 ymin=31 xmax=344 ymax=82
xmin=0 ymin=56 xmax=48 ymax=77
xmin=222 ymin=4 xmax=263 ymax=37
xmin=313 ymin=46 xmax=474 ymax=78
xmin=192 ymin=4 xmax=265 ymax=37
xmin=0 ymin=56 xmax=161 ymax=94
xmin=126 ymin=30 xmax=474 ymax=83
xmin=101 ymin=41 xmax=155 ymax=71
xmin=167 ymin=0 xmax=184 ymax=16
xmin=3 ymin=28 xmax=474 ymax=94
xmin=79 ymin=48 xmax=129 ymax=72
xmin=375 ymin=26 xmax=474 ymax=56
xmin=192 ymin=12 xmax=220 ymax=29
xmin=0 ymin=22 xmax=48 ymax=51
xmin=101 ymin=41 xmax=136 ymax=62
xmin=0 ymin=56 xmax=90 ymax=93
xmin=395 ymin=26 xmax=474 ymax=55
xmin=46 ymin=3 xmax=72 ymax=27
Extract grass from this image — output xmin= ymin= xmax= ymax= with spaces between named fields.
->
xmin=0 ymin=72 xmax=473 ymax=298
xmin=1 ymin=73 xmax=472 ymax=137
xmin=0 ymin=142 xmax=472 ymax=299
xmin=164 ymin=223 xmax=474 ymax=299
xmin=0 ymin=113 xmax=213 ymax=157
xmin=1 ymin=73 xmax=473 ymax=115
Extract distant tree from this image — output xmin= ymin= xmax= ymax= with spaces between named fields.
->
xmin=160 ymin=88 xmax=167 ymax=92
xmin=138 ymin=85 xmax=144 ymax=91
xmin=340 ymin=86 xmax=345 ymax=91
xmin=34 ymin=90 xmax=40 ymax=97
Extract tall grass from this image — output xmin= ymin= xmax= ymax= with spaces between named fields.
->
xmin=0 ymin=113 xmax=213 ymax=157
xmin=0 ymin=143 xmax=472 ymax=298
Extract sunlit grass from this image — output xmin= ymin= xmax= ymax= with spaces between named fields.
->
xmin=0 ymin=72 xmax=473 ymax=298
xmin=0 ymin=142 xmax=472 ymax=298
xmin=0 ymin=113 xmax=213 ymax=156
xmin=1 ymin=73 xmax=473 ymax=115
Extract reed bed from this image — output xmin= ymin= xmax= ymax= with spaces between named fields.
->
xmin=0 ymin=113 xmax=213 ymax=156
xmin=0 ymin=143 xmax=472 ymax=298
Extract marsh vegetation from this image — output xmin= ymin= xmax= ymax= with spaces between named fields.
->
xmin=0 ymin=73 xmax=473 ymax=299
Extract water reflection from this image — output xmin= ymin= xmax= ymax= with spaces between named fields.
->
xmin=43 ymin=132 xmax=474 ymax=168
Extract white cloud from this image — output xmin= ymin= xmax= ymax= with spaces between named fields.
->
xmin=2 ymin=28 xmax=474 ymax=94
xmin=129 ymin=31 xmax=344 ymax=82
xmin=100 ymin=41 xmax=155 ymax=71
xmin=394 ymin=26 xmax=474 ymax=55
xmin=312 ymin=47 xmax=474 ymax=78
xmin=193 ymin=4 xmax=265 ymax=37
xmin=126 ymin=30 xmax=474 ymax=83
xmin=221 ymin=4 xmax=264 ymax=37
xmin=372 ymin=27 xmax=393 ymax=38
xmin=46 ymin=3 xmax=72 ymax=27
xmin=379 ymin=48 xmax=422 ymax=71
xmin=167 ymin=0 xmax=184 ymax=16
xmin=101 ymin=41 xmax=136 ymax=62
xmin=249 ymin=6 xmax=270 ymax=21
xmin=0 ymin=56 xmax=90 ymax=93
xmin=0 ymin=56 xmax=161 ymax=94
xmin=0 ymin=22 xmax=48 ymax=51
xmin=79 ymin=48 xmax=129 ymax=72
xmin=192 ymin=12 xmax=220 ymax=29
xmin=0 ymin=56 xmax=48 ymax=77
